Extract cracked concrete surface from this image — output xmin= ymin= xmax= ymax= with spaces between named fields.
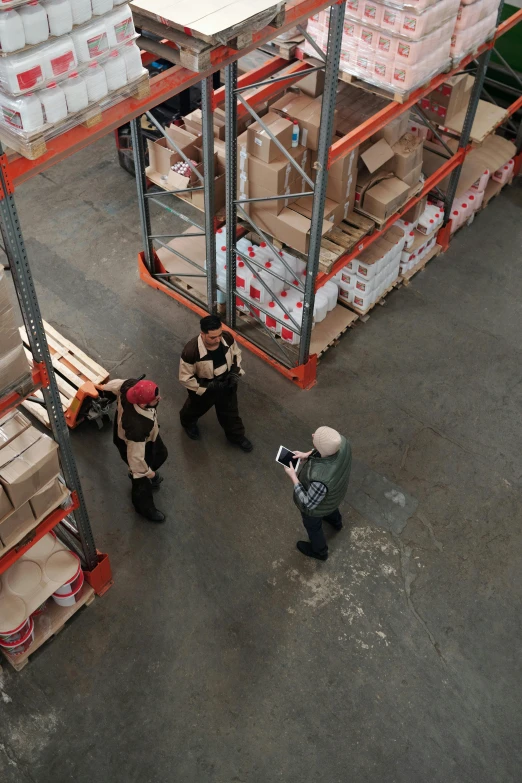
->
xmin=0 ymin=139 xmax=521 ymax=782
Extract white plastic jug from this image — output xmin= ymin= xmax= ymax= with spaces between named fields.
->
xmin=72 ymin=18 xmax=109 ymax=63
xmin=44 ymin=36 xmax=77 ymax=80
xmin=84 ymin=60 xmax=108 ymax=101
xmin=338 ymin=280 xmax=353 ymax=306
xmin=249 ymin=273 xmax=270 ymax=306
xmin=122 ymin=41 xmax=143 ymax=81
xmin=264 ymin=300 xmax=286 ymax=334
xmin=18 ymin=2 xmax=48 ymax=46
xmin=280 ymin=309 xmax=302 ymax=345
xmin=322 ymin=280 xmax=338 ymax=311
xmin=44 ymin=0 xmax=73 ymax=36
xmin=40 ymin=81 xmax=67 ymax=122
xmin=0 ymin=48 xmax=47 ymax=93
xmin=215 ymin=226 xmax=226 ymax=247
xmin=217 ymin=264 xmax=226 ymax=293
xmin=314 ymin=289 xmax=329 ymax=321
xmin=0 ymin=89 xmax=44 ymax=131
xmin=63 ymin=71 xmax=88 ymax=112
xmin=0 ymin=10 xmax=26 ymax=53
xmin=106 ymin=4 xmax=134 ymax=47
xmin=216 ymin=244 xmax=227 ymax=270
xmin=70 ymin=0 xmax=92 ymax=25
xmin=471 ymin=168 xmax=490 ymax=192
xmin=91 ymin=0 xmax=112 ymax=15
xmin=103 ymin=49 xmax=126 ymax=91
xmin=278 ymin=287 xmax=302 ymax=313
xmin=236 ymin=260 xmax=253 ymax=298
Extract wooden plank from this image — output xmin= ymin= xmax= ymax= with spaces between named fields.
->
xmin=2 ymin=584 xmax=95 ymax=672
xmin=309 ymin=304 xmax=358 ymax=358
xmin=21 ymin=398 xmax=50 ymax=427
xmin=20 ymin=327 xmax=89 ymax=389
xmin=444 ymin=99 xmax=508 ymax=145
xmin=21 ymin=346 xmax=77 ymax=400
xmin=321 ymin=237 xmax=343 ymax=254
xmin=44 ymin=333 xmax=99 ymax=384
xmin=42 ymin=322 xmax=108 ymax=382
xmin=338 ymin=70 xmax=417 ymax=104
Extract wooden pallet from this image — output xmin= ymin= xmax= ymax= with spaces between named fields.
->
xmin=258 ymin=34 xmax=305 ymax=60
xmin=310 ymin=303 xmax=358 ymax=358
xmin=398 ymin=243 xmax=442 ymax=286
xmin=318 ymin=212 xmax=375 ymax=273
xmin=347 ymin=278 xmax=400 ymax=318
xmin=480 ymin=175 xmax=513 ymax=210
xmin=338 ymin=69 xmax=444 ymax=105
xmin=19 ymin=321 xmax=109 ymax=427
xmin=2 ymin=584 xmax=95 ymax=672
xmin=0 ymin=73 xmax=150 ymax=161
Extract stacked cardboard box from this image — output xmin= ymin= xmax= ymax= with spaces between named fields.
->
xmin=418 ymin=73 xmax=473 ymax=126
xmin=0 ymin=269 xmax=31 ymax=399
xmin=0 ymin=413 xmax=63 ymax=549
xmin=355 ymin=129 xmax=423 ymax=221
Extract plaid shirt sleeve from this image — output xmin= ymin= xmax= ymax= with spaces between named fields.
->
xmin=294 ymin=481 xmax=328 ymax=512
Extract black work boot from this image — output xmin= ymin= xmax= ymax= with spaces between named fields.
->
xmin=296 ymin=541 xmax=328 ymax=561
xmin=235 ymin=437 xmax=253 ymax=452
xmin=138 ymin=507 xmax=166 ymax=523
xmin=183 ymin=423 xmax=200 ymax=440
xmin=150 ymin=472 xmax=163 ymax=488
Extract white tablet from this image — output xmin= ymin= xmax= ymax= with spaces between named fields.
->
xmin=276 ymin=446 xmax=300 ymax=472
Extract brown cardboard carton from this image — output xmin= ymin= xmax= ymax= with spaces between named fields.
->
xmin=360 ymin=139 xmax=394 ymax=174
xmin=190 ymin=159 xmax=226 ymax=213
xmin=386 ymin=134 xmax=424 ymax=179
xmin=326 ymin=169 xmax=356 ymax=203
xmin=363 ymin=177 xmax=410 ymax=220
xmin=0 ymin=270 xmax=23 ymax=356
xmin=244 ymin=180 xmax=297 ymax=216
xmin=421 ymin=74 xmax=473 ymax=125
xmin=246 ymin=145 xmax=309 ymax=194
xmin=0 ymin=433 xmax=60 ymax=509
xmin=371 ymin=113 xmax=410 ymax=146
xmin=290 ymin=195 xmax=340 ymax=226
xmin=29 ymin=478 xmax=66 ymax=520
xmin=271 ymin=93 xmax=337 ymax=151
xmin=250 ymin=205 xmax=332 ymax=254
xmin=0 ymin=501 xmax=35 ymax=548
xmin=0 ymin=411 xmax=31 ymax=450
xmin=166 ymin=147 xmax=208 ymax=192
xmin=295 ymin=63 xmax=325 ymax=98
xmin=402 ymin=195 xmax=427 ymax=223
xmin=0 ymin=485 xmax=12 ymax=521
xmin=0 ymin=345 xmax=31 ymax=395
xmin=328 ymin=146 xmax=359 ymax=181
xmin=147 ymin=137 xmax=200 ymax=178
xmin=247 ymin=112 xmax=294 ymax=163
xmin=166 ymin=123 xmax=199 ymax=148
xmin=401 ymin=162 xmax=423 ymax=188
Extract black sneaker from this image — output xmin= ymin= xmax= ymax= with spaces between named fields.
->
xmin=150 ymin=472 xmax=163 ymax=488
xmin=296 ymin=541 xmax=328 ymax=561
xmin=236 ymin=437 xmax=253 ymax=453
xmin=183 ymin=424 xmax=200 ymax=440
xmin=139 ymin=508 xmax=166 ymax=523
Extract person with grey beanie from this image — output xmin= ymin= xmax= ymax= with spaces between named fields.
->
xmin=284 ymin=426 xmax=352 ymax=561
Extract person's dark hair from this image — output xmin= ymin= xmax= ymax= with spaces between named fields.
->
xmin=200 ymin=315 xmax=222 ymax=333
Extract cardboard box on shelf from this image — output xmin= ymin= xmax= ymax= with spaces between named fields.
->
xmin=360 ymin=139 xmax=394 ymax=174
xmin=271 ymin=92 xmax=337 ymax=151
xmin=166 ymin=123 xmax=200 ymax=148
xmin=362 ymin=177 xmax=410 ymax=221
xmin=290 ymin=195 xmax=341 ymax=226
xmin=246 ymin=145 xmax=309 ymax=195
xmin=29 ymin=478 xmax=66 ymax=520
xmin=0 ymin=500 xmax=35 ymax=548
xmin=147 ymin=136 xmax=200 ymax=179
xmin=166 ymin=147 xmax=208 ymax=192
xmin=0 ymin=431 xmax=60 ymax=509
xmin=0 ymin=485 xmax=12 ymax=521
xmin=371 ymin=112 xmax=410 ymax=147
xmin=419 ymin=74 xmax=473 ymax=126
xmin=248 ymin=178 xmax=304 ymax=216
xmin=386 ymin=133 xmax=423 ymax=179
xmin=0 ymin=270 xmax=23 ymax=357
xmin=0 ymin=345 xmax=31 ymax=396
xmin=401 ymin=162 xmax=423 ymax=189
xmin=402 ymin=195 xmax=427 ymax=223
xmin=0 ymin=411 xmax=31 ymax=451
xmin=250 ymin=205 xmax=332 ymax=255
xmin=191 ymin=160 xmax=226 ymax=212
xmin=247 ymin=112 xmax=294 ymax=164
xmin=295 ymin=62 xmax=325 ymax=98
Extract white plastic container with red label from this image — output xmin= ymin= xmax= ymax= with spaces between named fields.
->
xmin=280 ymin=307 xmax=302 ymax=345
xmin=105 ymin=4 xmax=134 ymax=47
xmin=71 ymin=17 xmax=109 ymax=63
xmin=0 ymin=615 xmax=34 ymax=656
xmin=18 ymin=2 xmax=49 ymax=46
xmin=0 ymin=88 xmax=44 ymax=131
xmin=492 ymin=159 xmax=514 ymax=185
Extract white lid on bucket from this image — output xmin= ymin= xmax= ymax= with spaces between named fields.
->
xmin=7 ymin=560 xmax=42 ymax=595
xmin=45 ymin=550 xmax=79 ymax=584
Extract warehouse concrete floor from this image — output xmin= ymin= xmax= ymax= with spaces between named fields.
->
xmin=1 ymin=136 xmax=521 ymax=783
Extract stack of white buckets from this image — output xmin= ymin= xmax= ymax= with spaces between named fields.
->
xmin=449 ymin=157 xmax=515 ymax=232
xmin=214 ymin=228 xmax=341 ymax=346
xmin=0 ymin=0 xmax=143 ymax=138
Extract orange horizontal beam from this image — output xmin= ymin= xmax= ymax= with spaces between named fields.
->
xmin=316 ymin=148 xmax=466 ymax=288
xmin=0 ymin=363 xmax=46 ymax=417
xmin=496 ymin=7 xmax=522 ymax=37
xmin=0 ymin=492 xmax=79 ymax=576
xmin=506 ymin=94 xmax=522 ymax=119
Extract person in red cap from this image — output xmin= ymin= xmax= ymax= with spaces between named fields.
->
xmin=97 ymin=377 xmax=168 ymax=522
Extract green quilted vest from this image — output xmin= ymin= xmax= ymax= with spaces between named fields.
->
xmin=293 ymin=436 xmax=352 ymax=517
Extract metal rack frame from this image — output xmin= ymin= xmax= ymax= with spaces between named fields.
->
xmin=2 ymin=1 xmax=521 ymax=394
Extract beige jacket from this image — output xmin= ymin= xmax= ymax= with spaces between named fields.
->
xmin=179 ymin=331 xmax=244 ymax=395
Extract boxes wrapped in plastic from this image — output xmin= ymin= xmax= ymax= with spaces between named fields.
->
xmin=345 ymin=0 xmax=460 ymax=40
xmin=0 ymin=269 xmax=31 ymax=398
xmin=0 ymin=6 xmax=135 ymax=96
xmin=451 ymin=7 xmax=498 ymax=60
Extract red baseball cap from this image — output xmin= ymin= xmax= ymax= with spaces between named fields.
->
xmin=126 ymin=380 xmax=159 ymax=405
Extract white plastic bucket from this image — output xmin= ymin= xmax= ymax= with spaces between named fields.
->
xmin=0 ymin=616 xmax=34 ymax=655
xmin=52 ymin=567 xmax=84 ymax=607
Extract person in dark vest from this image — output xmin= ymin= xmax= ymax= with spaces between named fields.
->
xmin=178 ymin=315 xmax=253 ymax=452
xmin=97 ymin=378 xmax=168 ymax=523
xmin=284 ymin=426 xmax=352 ymax=561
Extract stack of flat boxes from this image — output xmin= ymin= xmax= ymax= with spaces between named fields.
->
xmin=0 ymin=269 xmax=30 ymax=399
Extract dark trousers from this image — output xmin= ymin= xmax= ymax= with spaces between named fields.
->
xmin=180 ymin=387 xmax=245 ymax=442
xmin=115 ymin=433 xmax=168 ymax=516
xmin=301 ymin=509 xmax=342 ymax=555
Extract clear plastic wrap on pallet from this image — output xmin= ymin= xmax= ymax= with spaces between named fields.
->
xmin=344 ymin=0 xmax=460 ymax=40
xmin=0 ymin=41 xmax=145 ymax=139
xmin=0 ymin=5 xmax=135 ymax=95
xmin=451 ymin=7 xmax=498 ymax=60
xmin=0 ymin=268 xmax=31 ymax=398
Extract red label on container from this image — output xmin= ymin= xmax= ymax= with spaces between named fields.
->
xmin=281 ymin=327 xmax=293 ymax=341
xmin=266 ymin=316 xmax=276 ymax=328
xmin=1 ymin=105 xmax=22 ymax=128
xmin=357 ymin=56 xmax=369 ymax=70
xmin=358 ymin=265 xmax=368 ymax=276
xmin=375 ymin=63 xmax=386 ymax=77
xmin=361 ymin=30 xmax=373 ymax=45
xmin=383 ymin=9 xmax=396 ymax=24
xmin=364 ymin=4 xmax=376 ymax=18
xmin=403 ymin=16 xmax=417 ymax=31
xmin=354 ymin=296 xmax=364 ymax=306
xmin=51 ymin=50 xmax=74 ymax=75
xmin=356 ymin=280 xmax=367 ymax=291
xmin=344 ymin=21 xmax=355 ymax=36
xmin=250 ymin=287 xmax=261 ymax=301
xmin=398 ymin=42 xmax=410 ymax=58
xmin=87 ymin=32 xmax=109 ymax=58
xmin=378 ymin=36 xmax=390 ymax=52
xmin=347 ymin=0 xmax=358 ymax=10
xmin=114 ymin=17 xmax=133 ymax=43
xmin=17 ymin=65 xmax=43 ymax=90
